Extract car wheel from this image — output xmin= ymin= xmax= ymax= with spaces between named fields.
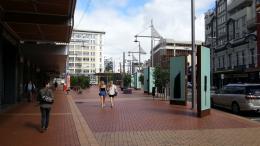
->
xmin=232 ymin=102 xmax=240 ymax=114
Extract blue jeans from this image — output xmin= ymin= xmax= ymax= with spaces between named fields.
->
xmin=40 ymin=107 xmax=51 ymax=129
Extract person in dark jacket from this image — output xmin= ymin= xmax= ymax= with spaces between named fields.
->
xmin=38 ymin=81 xmax=54 ymax=133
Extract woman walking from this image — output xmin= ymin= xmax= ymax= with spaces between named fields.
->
xmin=98 ymin=81 xmax=107 ymax=108
xmin=38 ymin=81 xmax=54 ymax=133
xmin=107 ymin=81 xmax=117 ymax=108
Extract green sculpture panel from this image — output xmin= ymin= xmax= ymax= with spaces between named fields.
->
xmin=197 ymin=46 xmax=211 ymax=117
xmin=143 ymin=67 xmax=155 ymax=94
xmin=170 ymin=56 xmax=186 ymax=105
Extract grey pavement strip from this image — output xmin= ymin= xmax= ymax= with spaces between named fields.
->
xmin=68 ymin=95 xmax=100 ymax=146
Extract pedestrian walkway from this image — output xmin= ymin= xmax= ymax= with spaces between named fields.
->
xmin=1 ymin=86 xmax=260 ymax=146
xmin=0 ymin=88 xmax=83 ymax=146
xmin=73 ymin=86 xmax=260 ymax=146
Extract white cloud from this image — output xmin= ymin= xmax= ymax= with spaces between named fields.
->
xmin=74 ymin=0 xmax=214 ymax=71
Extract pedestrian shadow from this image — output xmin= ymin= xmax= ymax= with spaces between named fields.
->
xmin=24 ymin=122 xmax=41 ymax=132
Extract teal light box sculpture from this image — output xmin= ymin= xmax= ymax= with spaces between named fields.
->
xmin=197 ymin=46 xmax=211 ymax=117
xmin=170 ymin=56 xmax=186 ymax=105
xmin=143 ymin=67 xmax=155 ymax=94
xmin=131 ymin=74 xmax=134 ymax=88
xmin=134 ymin=72 xmax=141 ymax=89
xmin=144 ymin=68 xmax=149 ymax=93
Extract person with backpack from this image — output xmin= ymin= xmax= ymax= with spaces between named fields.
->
xmin=38 ymin=81 xmax=54 ymax=133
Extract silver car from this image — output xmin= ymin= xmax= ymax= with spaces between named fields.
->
xmin=211 ymin=84 xmax=260 ymax=114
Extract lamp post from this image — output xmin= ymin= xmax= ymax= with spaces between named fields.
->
xmin=134 ymin=38 xmax=141 ymax=72
xmin=191 ymin=0 xmax=196 ymax=110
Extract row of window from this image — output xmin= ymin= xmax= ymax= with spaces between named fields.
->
xmin=69 ymin=46 xmax=98 ymax=50
xmin=68 ymin=57 xmax=99 ymax=62
xmin=72 ymin=33 xmax=98 ymax=39
xmin=69 ymin=52 xmax=97 ymax=56
xmin=218 ymin=2 xmax=225 ymax=14
xmin=69 ymin=69 xmax=97 ymax=74
xmin=215 ymin=49 xmax=255 ymax=69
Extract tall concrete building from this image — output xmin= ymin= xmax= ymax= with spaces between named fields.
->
xmin=205 ymin=0 xmax=258 ymax=88
xmin=67 ymin=30 xmax=105 ymax=84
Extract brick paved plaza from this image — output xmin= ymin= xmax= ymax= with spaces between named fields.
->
xmin=0 ymin=86 xmax=260 ymax=146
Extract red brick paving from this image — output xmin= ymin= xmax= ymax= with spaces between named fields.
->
xmin=75 ymin=86 xmax=260 ymax=133
xmin=0 ymin=89 xmax=80 ymax=146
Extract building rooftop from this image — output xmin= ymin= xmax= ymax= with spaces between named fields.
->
xmin=73 ymin=29 xmax=106 ymax=34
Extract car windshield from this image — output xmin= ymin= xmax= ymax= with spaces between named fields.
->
xmin=246 ymin=86 xmax=260 ymax=95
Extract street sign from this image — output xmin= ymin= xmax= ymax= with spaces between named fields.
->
xmin=221 ymin=74 xmax=224 ymax=80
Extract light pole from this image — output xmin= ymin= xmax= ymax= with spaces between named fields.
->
xmin=191 ymin=0 xmax=196 ymax=110
xmin=134 ymin=38 xmax=141 ymax=71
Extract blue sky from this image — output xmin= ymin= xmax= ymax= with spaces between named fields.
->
xmin=74 ymin=0 xmax=216 ymax=71
xmin=76 ymin=0 xmax=215 ymax=16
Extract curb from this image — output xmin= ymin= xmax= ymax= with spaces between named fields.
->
xmin=67 ymin=94 xmax=100 ymax=146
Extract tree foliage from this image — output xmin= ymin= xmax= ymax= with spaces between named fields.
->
xmin=153 ymin=66 xmax=169 ymax=92
xmin=70 ymin=76 xmax=90 ymax=89
xmin=139 ymin=74 xmax=144 ymax=85
xmin=105 ymin=61 xmax=113 ymax=72
xmin=123 ymin=74 xmax=131 ymax=88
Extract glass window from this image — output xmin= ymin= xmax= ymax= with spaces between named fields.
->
xmin=246 ymin=86 xmax=260 ymax=95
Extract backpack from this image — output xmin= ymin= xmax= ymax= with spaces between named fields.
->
xmin=40 ymin=89 xmax=54 ymax=104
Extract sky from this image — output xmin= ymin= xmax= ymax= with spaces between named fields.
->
xmin=74 ymin=0 xmax=215 ymax=72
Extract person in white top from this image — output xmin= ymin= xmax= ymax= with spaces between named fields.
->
xmin=107 ymin=81 xmax=117 ymax=108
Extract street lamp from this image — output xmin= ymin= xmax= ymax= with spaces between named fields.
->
xmin=134 ymin=38 xmax=141 ymax=72
xmin=191 ymin=0 xmax=196 ymax=110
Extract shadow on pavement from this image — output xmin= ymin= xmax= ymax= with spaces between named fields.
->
xmin=24 ymin=122 xmax=41 ymax=132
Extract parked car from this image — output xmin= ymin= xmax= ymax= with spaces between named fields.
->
xmin=211 ymin=84 xmax=260 ymax=114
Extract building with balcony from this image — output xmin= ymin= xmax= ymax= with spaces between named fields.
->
xmin=205 ymin=0 xmax=258 ymax=88
xmin=67 ymin=30 xmax=105 ymax=84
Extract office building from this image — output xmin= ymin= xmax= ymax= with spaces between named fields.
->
xmin=67 ymin=30 xmax=105 ymax=84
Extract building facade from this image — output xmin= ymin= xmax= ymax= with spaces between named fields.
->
xmin=205 ymin=0 xmax=258 ymax=88
xmin=153 ymin=39 xmax=202 ymax=69
xmin=67 ymin=30 xmax=105 ymax=84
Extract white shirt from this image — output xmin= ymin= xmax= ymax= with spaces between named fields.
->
xmin=108 ymin=85 xmax=117 ymax=95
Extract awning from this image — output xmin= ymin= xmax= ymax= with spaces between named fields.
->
xmin=0 ymin=0 xmax=76 ymax=74
xmin=0 ymin=0 xmax=76 ymax=43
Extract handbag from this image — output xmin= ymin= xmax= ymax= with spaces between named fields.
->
xmin=114 ymin=91 xmax=118 ymax=96
xmin=41 ymin=90 xmax=54 ymax=104
xmin=42 ymin=95 xmax=54 ymax=104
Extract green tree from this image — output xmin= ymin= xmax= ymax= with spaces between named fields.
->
xmin=123 ymin=74 xmax=131 ymax=88
xmin=70 ymin=76 xmax=78 ymax=87
xmin=70 ymin=76 xmax=90 ymax=89
xmin=153 ymin=66 xmax=169 ymax=93
xmin=139 ymin=74 xmax=144 ymax=85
